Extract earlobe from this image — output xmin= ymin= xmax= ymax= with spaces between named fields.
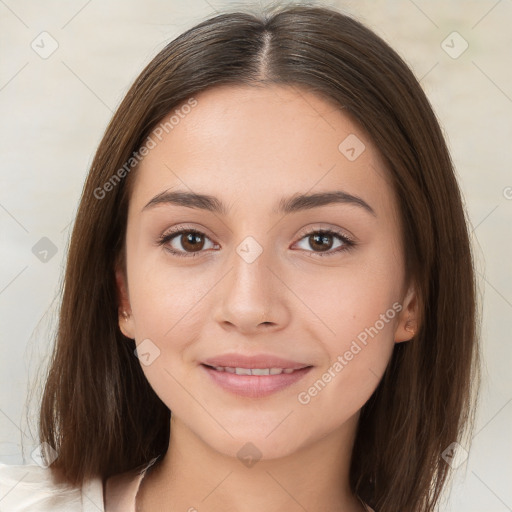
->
xmin=119 ymin=308 xmax=135 ymax=339
xmin=115 ymin=267 xmax=135 ymax=339
xmin=394 ymin=284 xmax=419 ymax=343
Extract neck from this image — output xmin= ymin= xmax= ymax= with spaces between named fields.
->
xmin=136 ymin=412 xmax=366 ymax=512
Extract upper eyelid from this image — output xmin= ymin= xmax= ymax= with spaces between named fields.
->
xmin=295 ymin=225 xmax=354 ymax=243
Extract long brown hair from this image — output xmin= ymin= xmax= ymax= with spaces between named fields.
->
xmin=36 ymin=4 xmax=480 ymax=511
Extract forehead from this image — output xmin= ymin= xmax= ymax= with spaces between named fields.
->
xmin=129 ymin=84 xmax=396 ymax=220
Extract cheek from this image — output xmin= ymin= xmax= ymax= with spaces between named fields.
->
xmin=298 ymin=253 xmax=403 ymax=349
xmin=295 ymin=295 xmax=399 ymax=430
xmin=294 ymin=250 xmax=402 ymax=405
xmin=126 ymin=264 xmax=209 ymax=414
xmin=127 ymin=242 xmax=212 ymax=339
xmin=294 ymin=340 xmax=392 ymax=447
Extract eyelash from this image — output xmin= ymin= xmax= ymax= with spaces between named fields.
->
xmin=156 ymin=225 xmax=356 ymax=259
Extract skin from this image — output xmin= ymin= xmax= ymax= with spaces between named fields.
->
xmin=116 ymin=84 xmax=418 ymax=512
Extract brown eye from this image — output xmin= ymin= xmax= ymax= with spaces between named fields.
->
xmin=179 ymin=231 xmax=206 ymax=252
xmin=308 ymin=233 xmax=335 ymax=252
xmin=157 ymin=228 xmax=216 ymax=257
xmin=294 ymin=229 xmax=355 ymax=257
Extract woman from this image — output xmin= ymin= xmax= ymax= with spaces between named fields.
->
xmin=0 ymin=3 xmax=480 ymax=511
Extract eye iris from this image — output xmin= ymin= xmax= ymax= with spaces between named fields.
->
xmin=181 ymin=232 xmax=204 ymax=252
xmin=310 ymin=233 xmax=333 ymax=252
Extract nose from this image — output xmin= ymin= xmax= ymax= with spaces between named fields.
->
xmin=213 ymin=243 xmax=291 ymax=334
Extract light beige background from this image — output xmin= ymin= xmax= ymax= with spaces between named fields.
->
xmin=1 ymin=0 xmax=511 ymax=511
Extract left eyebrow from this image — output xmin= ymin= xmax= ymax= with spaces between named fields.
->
xmin=142 ymin=189 xmax=376 ymax=217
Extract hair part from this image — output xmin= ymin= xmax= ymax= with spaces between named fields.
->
xmin=36 ymin=4 xmax=480 ymax=511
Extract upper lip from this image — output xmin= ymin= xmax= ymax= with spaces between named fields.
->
xmin=201 ymin=353 xmax=312 ymax=370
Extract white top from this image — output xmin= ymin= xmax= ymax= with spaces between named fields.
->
xmin=0 ymin=459 xmax=155 ymax=511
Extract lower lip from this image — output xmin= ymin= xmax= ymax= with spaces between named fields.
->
xmin=200 ymin=364 xmax=313 ymax=398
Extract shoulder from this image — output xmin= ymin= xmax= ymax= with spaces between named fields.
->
xmin=0 ymin=462 xmax=104 ymax=511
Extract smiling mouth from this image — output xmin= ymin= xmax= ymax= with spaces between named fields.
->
xmin=201 ymin=364 xmax=311 ymax=375
xmin=200 ymin=363 xmax=314 ymax=398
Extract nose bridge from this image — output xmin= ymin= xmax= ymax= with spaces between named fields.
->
xmin=229 ymin=233 xmax=275 ymax=301
xmin=213 ymin=229 xmax=288 ymax=330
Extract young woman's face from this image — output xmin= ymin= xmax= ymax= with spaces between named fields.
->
xmin=117 ymin=84 xmax=416 ymax=459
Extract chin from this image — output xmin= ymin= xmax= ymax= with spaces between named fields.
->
xmin=195 ymin=424 xmax=309 ymax=463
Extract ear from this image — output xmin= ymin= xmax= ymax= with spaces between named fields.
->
xmin=394 ymin=282 xmax=419 ymax=343
xmin=115 ymin=265 xmax=136 ymax=339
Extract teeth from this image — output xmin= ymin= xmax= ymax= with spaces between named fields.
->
xmin=210 ymin=366 xmax=299 ymax=375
